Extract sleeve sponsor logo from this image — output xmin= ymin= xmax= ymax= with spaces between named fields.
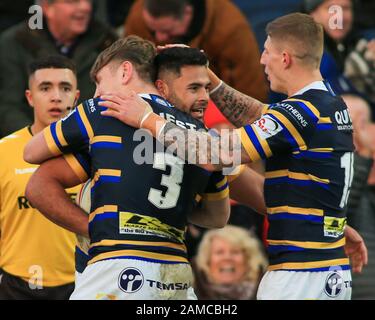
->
xmin=277 ymin=103 xmax=308 ymax=128
xmin=254 ymin=114 xmax=283 ymax=139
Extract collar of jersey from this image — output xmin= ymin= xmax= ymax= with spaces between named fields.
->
xmin=138 ymin=93 xmax=174 ymax=109
xmin=292 ymin=81 xmax=329 ymax=97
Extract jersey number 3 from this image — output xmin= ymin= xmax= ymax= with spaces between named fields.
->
xmin=148 ymin=153 xmax=184 ymax=209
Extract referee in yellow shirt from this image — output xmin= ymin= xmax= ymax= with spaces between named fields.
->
xmin=0 ymin=56 xmax=80 ymax=299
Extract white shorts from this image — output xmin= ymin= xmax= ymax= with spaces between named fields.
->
xmin=257 ymin=268 xmax=352 ymax=300
xmin=70 ymin=259 xmax=197 ymax=300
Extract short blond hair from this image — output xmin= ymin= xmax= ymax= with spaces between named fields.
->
xmin=195 ymin=225 xmax=268 ymax=283
xmin=266 ymin=13 xmax=324 ymax=68
xmin=90 ymin=35 xmax=156 ymax=83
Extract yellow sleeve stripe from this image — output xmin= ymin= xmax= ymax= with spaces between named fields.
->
xmin=286 ymin=98 xmax=320 ymax=119
xmin=267 ymin=206 xmax=324 ymax=216
xmin=91 ymin=136 xmax=122 ymax=144
xmin=309 ymin=148 xmax=333 ymax=152
xmin=268 ymin=258 xmax=350 ymax=271
xmin=77 ymin=104 xmax=94 ymax=139
xmin=55 ymin=121 xmax=68 ymax=147
xmin=63 ymin=154 xmax=89 ymax=183
xmin=292 ymin=148 xmax=333 ymax=155
xmin=216 ymin=177 xmax=228 ymax=189
xmin=267 ymin=110 xmax=307 ymax=150
xmin=89 ymin=205 xmax=118 ymax=222
xmin=90 ymin=240 xmax=187 ymax=252
xmin=43 ymin=127 xmax=61 ymax=156
xmin=97 ymin=169 xmax=121 ymax=177
xmin=239 ymin=128 xmax=261 ymax=162
xmin=88 ymin=250 xmax=189 ymax=265
xmin=265 ymin=170 xmax=330 ymax=184
xmin=262 ymin=104 xmax=270 ymax=115
xmin=268 ymin=237 xmax=345 ymax=249
xmin=202 ymin=188 xmax=229 ymax=201
xmin=318 ymin=117 xmax=332 ymax=124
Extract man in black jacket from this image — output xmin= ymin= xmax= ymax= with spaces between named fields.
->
xmin=0 ymin=0 xmax=118 ymax=138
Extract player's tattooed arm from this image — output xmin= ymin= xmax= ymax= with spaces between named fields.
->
xmin=160 ymin=122 xmax=250 ymax=171
xmin=210 ymin=82 xmax=264 ymax=127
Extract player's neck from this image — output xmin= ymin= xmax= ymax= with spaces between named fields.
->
xmin=286 ymin=69 xmax=323 ymax=97
xmin=29 ymin=122 xmax=44 ymax=136
xmin=128 ymin=81 xmax=160 ymax=96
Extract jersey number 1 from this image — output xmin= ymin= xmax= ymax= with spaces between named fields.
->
xmin=148 ymin=153 xmax=184 ymax=209
xmin=340 ymin=152 xmax=354 ymax=208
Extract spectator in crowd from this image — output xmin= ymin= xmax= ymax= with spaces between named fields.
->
xmin=0 ymin=0 xmax=117 ymax=138
xmin=352 ymin=0 xmax=375 ymax=39
xmin=0 ymin=56 xmax=80 ymax=300
xmin=344 ymin=95 xmax=375 ymax=299
xmin=124 ymin=0 xmax=268 ymax=102
xmin=303 ymin=0 xmax=375 ymax=116
xmin=302 ymin=0 xmax=358 ymax=94
xmin=0 ymin=0 xmax=34 ymax=33
xmin=193 ymin=225 xmax=268 ymax=300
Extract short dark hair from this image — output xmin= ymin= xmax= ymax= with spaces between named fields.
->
xmin=144 ymin=0 xmax=190 ymax=18
xmin=28 ymin=55 xmax=77 ymax=79
xmin=266 ymin=13 xmax=324 ymax=68
xmin=90 ymin=36 xmax=156 ymax=83
xmin=155 ymin=47 xmax=208 ymax=80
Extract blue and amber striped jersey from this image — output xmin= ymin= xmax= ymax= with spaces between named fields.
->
xmin=44 ymin=94 xmax=228 ymax=266
xmin=239 ymin=81 xmax=354 ymax=272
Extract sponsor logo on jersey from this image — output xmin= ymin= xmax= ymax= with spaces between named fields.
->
xmin=254 ymin=115 xmax=283 ymax=139
xmin=88 ymin=99 xmax=96 ymax=113
xmin=118 ymin=268 xmax=144 ymax=293
xmin=155 ymin=97 xmax=168 ymax=107
xmin=335 ymin=110 xmax=353 ymax=131
xmin=146 ymin=280 xmax=189 ymax=291
xmin=324 ymin=271 xmax=344 ymax=298
xmin=324 ymin=216 xmax=346 ymax=238
xmin=159 ymin=112 xmax=197 ymax=131
xmin=280 ymin=103 xmax=309 ymax=128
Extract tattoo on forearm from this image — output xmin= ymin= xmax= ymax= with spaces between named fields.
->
xmin=160 ymin=122 xmax=243 ymax=169
xmin=210 ymin=83 xmax=264 ymax=127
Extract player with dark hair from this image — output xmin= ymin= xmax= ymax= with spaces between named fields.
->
xmin=24 ymin=37 xmax=230 ymax=300
xmin=93 ymin=14 xmax=367 ymax=300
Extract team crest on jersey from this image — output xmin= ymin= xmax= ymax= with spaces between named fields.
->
xmin=118 ymin=268 xmax=144 ymax=293
xmin=324 ymin=271 xmax=344 ymax=298
xmin=254 ymin=115 xmax=282 ymax=139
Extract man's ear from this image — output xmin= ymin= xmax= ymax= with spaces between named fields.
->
xmin=282 ymin=51 xmax=292 ymax=69
xmin=120 ymin=61 xmax=133 ymax=85
xmin=155 ymin=79 xmax=169 ymax=99
xmin=74 ymin=90 xmax=80 ymax=105
xmin=25 ymin=90 xmax=34 ymax=109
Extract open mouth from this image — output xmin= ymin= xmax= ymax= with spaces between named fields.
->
xmin=219 ymin=266 xmax=236 ymax=274
xmin=49 ymin=108 xmax=64 ymax=117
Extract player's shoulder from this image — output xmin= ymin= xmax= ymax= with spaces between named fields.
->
xmin=142 ymin=94 xmax=206 ymax=131
xmin=0 ymin=127 xmax=29 ymax=149
xmin=266 ymin=95 xmax=321 ymax=126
